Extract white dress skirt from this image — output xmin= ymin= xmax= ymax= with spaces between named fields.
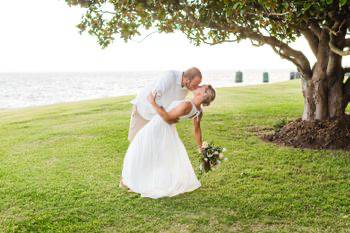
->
xmin=121 ymin=100 xmax=201 ymax=199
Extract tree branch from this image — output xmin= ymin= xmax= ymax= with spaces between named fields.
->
xmin=329 ymin=38 xmax=350 ymax=56
xmin=180 ymin=6 xmax=312 ymax=78
xmin=326 ymin=17 xmax=350 ymax=56
xmin=199 ymin=39 xmax=239 ymax=45
xmin=324 ymin=19 xmax=347 ymax=36
xmin=309 ymin=21 xmax=322 ymax=38
xmin=301 ymin=28 xmax=319 ymax=57
xmin=226 ymin=25 xmax=312 ymax=78
xmin=271 ymin=46 xmax=301 ymax=69
xmin=97 ymin=10 xmax=116 ymax=15
xmin=184 ymin=32 xmax=239 ymax=45
xmin=136 ymin=31 xmax=158 ymax=43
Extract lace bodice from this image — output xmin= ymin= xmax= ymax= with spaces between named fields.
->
xmin=166 ymin=100 xmax=201 ymax=120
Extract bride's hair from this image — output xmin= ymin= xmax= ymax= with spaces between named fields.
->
xmin=202 ymin=85 xmax=216 ymax=106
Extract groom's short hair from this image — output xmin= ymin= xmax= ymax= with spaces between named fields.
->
xmin=183 ymin=67 xmax=202 ymax=81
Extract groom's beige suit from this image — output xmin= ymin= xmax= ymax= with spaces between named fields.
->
xmin=128 ymin=70 xmax=188 ymax=141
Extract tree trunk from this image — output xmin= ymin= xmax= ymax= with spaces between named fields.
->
xmin=301 ymin=65 xmax=346 ymax=121
xmin=302 ymin=79 xmax=315 ymax=121
xmin=300 ymin=28 xmax=349 ymax=122
xmin=328 ymin=78 xmax=345 ymax=117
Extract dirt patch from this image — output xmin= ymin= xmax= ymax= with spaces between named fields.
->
xmin=262 ymin=115 xmax=350 ymax=150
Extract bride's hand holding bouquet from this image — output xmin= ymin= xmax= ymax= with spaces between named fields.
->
xmin=199 ymin=141 xmax=227 ymax=173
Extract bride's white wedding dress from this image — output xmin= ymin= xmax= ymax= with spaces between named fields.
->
xmin=121 ymin=100 xmax=201 ymax=199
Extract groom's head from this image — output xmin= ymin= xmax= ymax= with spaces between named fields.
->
xmin=182 ymin=67 xmax=202 ymax=91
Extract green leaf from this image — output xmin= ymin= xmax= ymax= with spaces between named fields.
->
xmin=233 ymin=2 xmax=241 ymax=9
xmin=339 ymin=0 xmax=348 ymax=6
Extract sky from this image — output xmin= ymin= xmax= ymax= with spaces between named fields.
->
xmin=0 ymin=0 xmax=326 ymax=72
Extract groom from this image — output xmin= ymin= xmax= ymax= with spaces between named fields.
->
xmin=128 ymin=67 xmax=203 ymax=141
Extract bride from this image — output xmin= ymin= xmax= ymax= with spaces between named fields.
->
xmin=120 ymin=85 xmax=216 ymax=199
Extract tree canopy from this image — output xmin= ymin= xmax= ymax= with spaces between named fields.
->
xmin=66 ymin=1 xmax=349 ymax=75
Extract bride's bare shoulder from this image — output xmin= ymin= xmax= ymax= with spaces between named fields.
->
xmin=172 ymin=101 xmax=192 ymax=115
xmin=183 ymin=101 xmax=195 ymax=115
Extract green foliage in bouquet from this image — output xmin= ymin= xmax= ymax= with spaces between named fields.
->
xmin=199 ymin=142 xmax=227 ymax=173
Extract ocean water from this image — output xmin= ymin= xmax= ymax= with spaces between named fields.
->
xmin=0 ymin=70 xmax=293 ymax=109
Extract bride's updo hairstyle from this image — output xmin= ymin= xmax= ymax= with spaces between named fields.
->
xmin=202 ymin=85 xmax=216 ymax=106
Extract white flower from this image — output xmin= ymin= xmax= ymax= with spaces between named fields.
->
xmin=223 ymin=148 xmax=227 ymax=152
xmin=214 ymin=151 xmax=219 ymax=155
xmin=202 ymin=141 xmax=209 ymax=149
xmin=204 ymin=158 xmax=208 ymax=162
xmin=224 ymin=157 xmax=228 ymax=161
xmin=219 ymin=153 xmax=224 ymax=159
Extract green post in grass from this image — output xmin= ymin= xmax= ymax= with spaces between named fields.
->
xmin=290 ymin=72 xmax=296 ymax=80
xmin=263 ymin=72 xmax=269 ymax=83
xmin=235 ymin=71 xmax=243 ymax=83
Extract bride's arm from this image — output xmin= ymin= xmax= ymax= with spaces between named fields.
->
xmin=148 ymin=94 xmax=191 ymax=124
xmin=193 ymin=112 xmax=203 ymax=150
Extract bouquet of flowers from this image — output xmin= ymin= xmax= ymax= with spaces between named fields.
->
xmin=199 ymin=141 xmax=227 ymax=173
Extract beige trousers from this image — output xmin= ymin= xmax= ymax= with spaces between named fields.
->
xmin=128 ymin=105 xmax=149 ymax=142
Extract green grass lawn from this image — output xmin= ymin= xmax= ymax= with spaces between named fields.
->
xmin=0 ymin=80 xmax=349 ymax=232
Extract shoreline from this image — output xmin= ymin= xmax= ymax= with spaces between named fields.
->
xmin=0 ymin=79 xmax=296 ymax=111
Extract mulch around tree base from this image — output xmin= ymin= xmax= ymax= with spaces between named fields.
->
xmin=263 ymin=115 xmax=350 ymax=150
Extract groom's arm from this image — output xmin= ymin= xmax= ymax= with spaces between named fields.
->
xmin=148 ymin=94 xmax=191 ymax=124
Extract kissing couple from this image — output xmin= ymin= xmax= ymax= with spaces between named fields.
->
xmin=120 ymin=67 xmax=216 ymax=199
